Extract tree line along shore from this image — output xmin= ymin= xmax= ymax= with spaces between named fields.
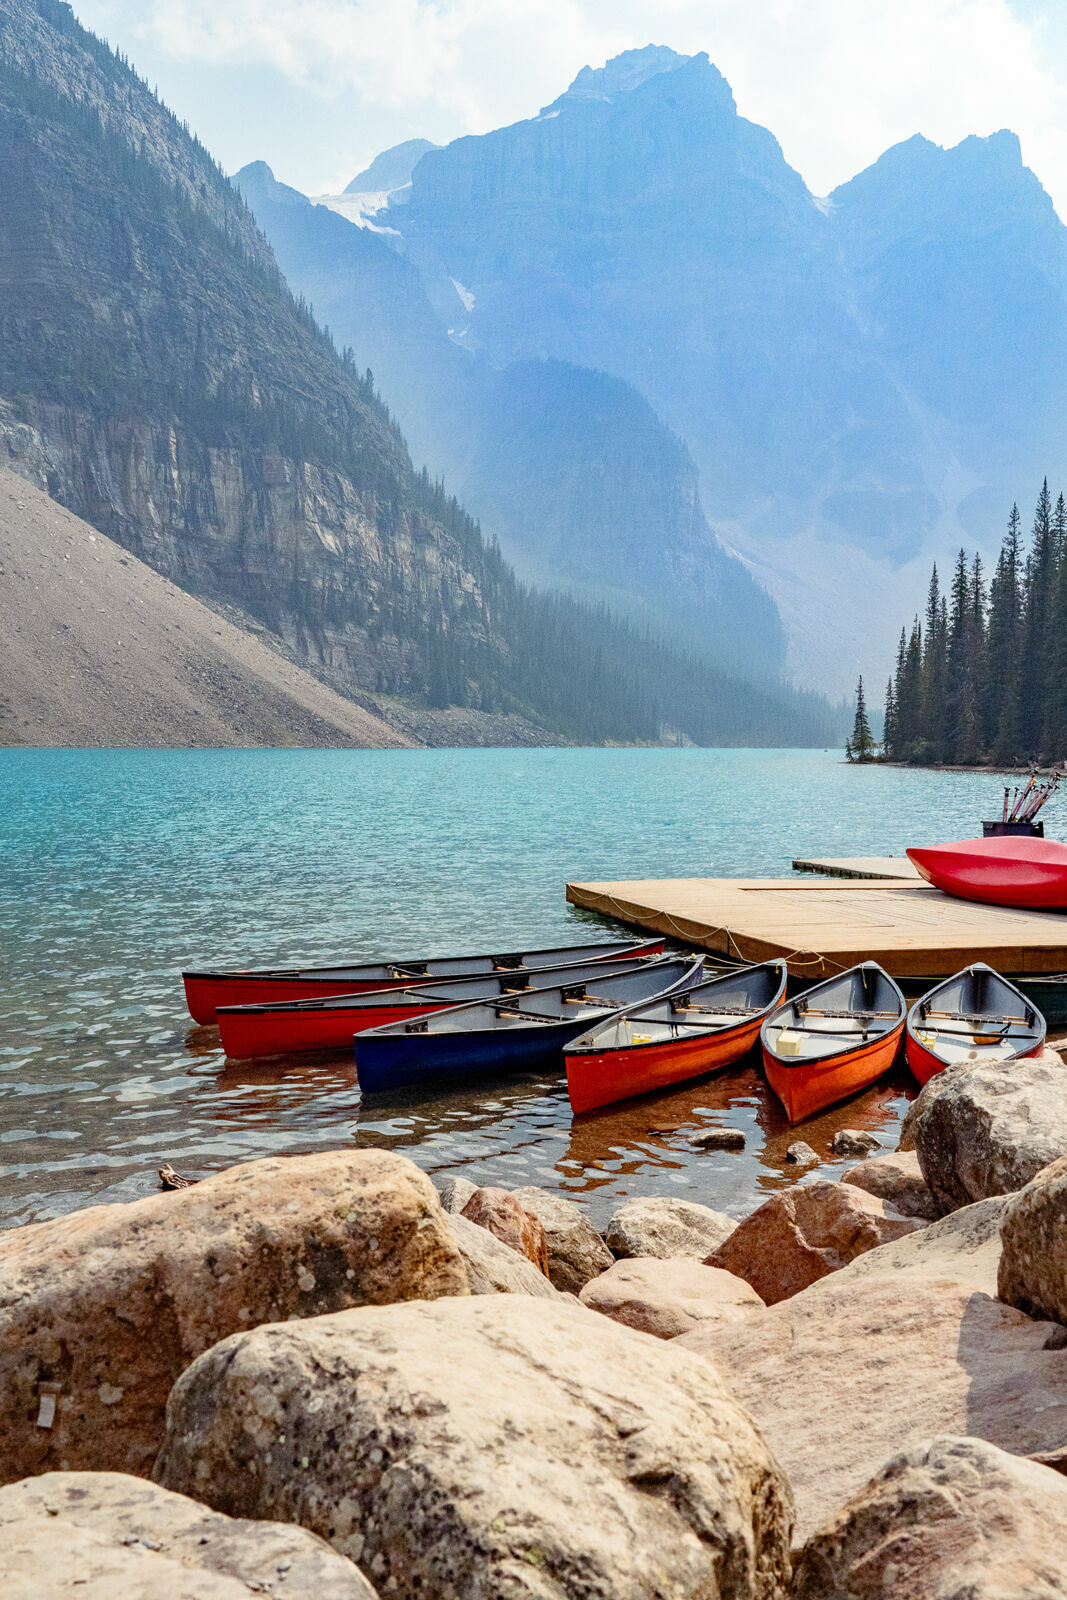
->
xmin=847 ymin=480 xmax=1067 ymax=768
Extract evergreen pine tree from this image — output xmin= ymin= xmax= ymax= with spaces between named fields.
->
xmin=986 ymin=503 xmax=1023 ymax=763
xmin=920 ymin=563 xmax=947 ymax=755
xmin=1019 ymin=480 xmax=1054 ymax=756
xmin=882 ymin=677 xmax=897 ymax=760
xmin=850 ymin=675 xmax=877 ymax=762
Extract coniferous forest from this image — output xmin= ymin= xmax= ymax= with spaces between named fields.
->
xmin=881 ymin=481 xmax=1067 ymax=766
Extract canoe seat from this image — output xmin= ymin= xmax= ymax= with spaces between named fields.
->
xmin=672 ymin=1001 xmax=761 ymax=1017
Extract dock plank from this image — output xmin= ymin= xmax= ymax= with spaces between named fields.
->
xmin=566 ymin=876 xmax=1067 ymax=979
xmin=791 ymin=855 xmax=920 ymax=880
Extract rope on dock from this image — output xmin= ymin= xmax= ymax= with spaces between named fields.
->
xmin=586 ymin=895 xmax=850 ymax=975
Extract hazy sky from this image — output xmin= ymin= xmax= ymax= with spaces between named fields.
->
xmin=73 ymin=0 xmax=1067 ymax=209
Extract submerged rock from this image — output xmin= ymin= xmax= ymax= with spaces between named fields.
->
xmin=841 ymin=1148 xmax=939 ymax=1220
xmin=0 ymin=1149 xmax=467 ymax=1483
xmin=793 ymin=1436 xmax=1067 ymax=1599
xmin=460 ymin=1187 xmax=549 ymax=1274
xmin=998 ymin=1154 xmax=1067 ymax=1326
xmin=909 ymin=1047 xmax=1067 ymax=1211
xmin=0 ymin=1469 xmax=378 ymax=1597
xmin=444 ymin=1214 xmax=558 ymax=1298
xmin=706 ymin=1181 xmax=923 ymax=1304
xmin=511 ymin=1185 xmax=612 ymax=1292
xmin=605 ymin=1195 xmax=736 ymax=1259
xmin=830 ymin=1129 xmax=881 ymax=1158
xmin=579 ymin=1255 xmax=765 ymax=1338
xmin=156 ymin=1295 xmax=795 ymax=1600
xmin=678 ymin=1269 xmax=1067 ymax=1541
xmin=689 ymin=1127 xmax=746 ymax=1150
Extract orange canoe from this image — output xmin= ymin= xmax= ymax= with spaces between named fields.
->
xmin=905 ymin=963 xmax=1045 ymax=1087
xmin=565 ymin=960 xmax=787 ymax=1114
xmin=761 ymin=962 xmax=905 ymax=1124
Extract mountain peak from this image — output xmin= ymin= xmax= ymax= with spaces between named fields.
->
xmin=551 ymin=45 xmax=691 ymax=107
xmin=345 ymin=138 xmax=441 ymax=195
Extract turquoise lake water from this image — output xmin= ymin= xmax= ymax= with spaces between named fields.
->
xmin=0 ymin=747 xmax=1044 ymax=1230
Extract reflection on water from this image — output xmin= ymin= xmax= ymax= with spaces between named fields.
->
xmin=0 ymin=744 xmax=1005 ymax=1230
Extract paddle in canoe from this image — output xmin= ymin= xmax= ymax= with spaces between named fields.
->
xmin=564 ymin=960 xmax=787 ymax=1114
xmin=216 ymin=952 xmax=666 ymax=1059
xmin=353 ymin=956 xmax=704 ymax=1094
xmin=761 ymin=962 xmax=906 ymax=1124
xmin=905 ymin=963 xmax=1046 ymax=1087
xmin=182 ymin=937 xmax=664 ymax=1023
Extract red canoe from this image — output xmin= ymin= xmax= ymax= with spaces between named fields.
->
xmin=216 ymin=953 xmax=664 ymax=1059
xmin=905 ymin=963 xmax=1046 ymax=1087
xmin=565 ymin=960 xmax=787 ymax=1114
xmin=906 ymin=836 xmax=1067 ymax=909
xmin=183 ymin=937 xmax=664 ymax=1024
xmin=761 ymin=962 xmax=906 ymax=1124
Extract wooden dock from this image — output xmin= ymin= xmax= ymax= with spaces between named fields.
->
xmin=791 ymin=854 xmax=920 ymax=880
xmin=566 ymin=873 xmax=1067 ymax=979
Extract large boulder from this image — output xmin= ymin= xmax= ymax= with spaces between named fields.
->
xmin=0 ymin=1150 xmax=467 ymax=1483
xmin=908 ymin=1047 xmax=1067 ymax=1212
xmin=460 ymin=1187 xmax=549 ymax=1274
xmin=840 ymin=1194 xmax=1010 ymax=1297
xmin=678 ymin=1270 xmax=1067 ymax=1541
xmin=793 ymin=1436 xmax=1067 ymax=1599
xmin=157 ymin=1296 xmax=795 ymax=1600
xmin=511 ymin=1185 xmax=613 ymax=1292
xmin=579 ymin=1256 xmax=765 ymax=1339
xmin=999 ymin=1154 xmax=1067 ymax=1325
xmin=444 ymin=1214 xmax=558 ymax=1298
xmin=0 ymin=1469 xmax=378 ymax=1597
xmin=706 ymin=1182 xmax=924 ymax=1305
xmin=841 ymin=1148 xmax=939 ymax=1220
xmin=605 ymin=1195 xmax=736 ymax=1259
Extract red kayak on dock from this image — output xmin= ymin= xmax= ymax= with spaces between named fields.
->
xmin=906 ymin=836 xmax=1067 ymax=909
xmin=183 ymin=937 xmax=664 ymax=1024
xmin=905 ymin=964 xmax=1046 ymax=1086
xmin=565 ymin=960 xmax=787 ymax=1114
xmin=216 ymin=953 xmax=666 ymax=1059
xmin=761 ymin=962 xmax=906 ymax=1124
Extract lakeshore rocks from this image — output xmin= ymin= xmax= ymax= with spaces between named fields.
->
xmin=689 ymin=1127 xmax=746 ymax=1151
xmin=605 ymin=1195 xmax=736 ymax=1259
xmin=841 ymin=1194 xmax=1010 ymax=1297
xmin=578 ymin=1256 xmax=765 ymax=1338
xmin=0 ymin=1470 xmax=378 ymax=1598
xmin=511 ymin=1185 xmax=613 ymax=1292
xmin=0 ymin=1149 xmax=467 ymax=1482
xmin=786 ymin=1141 xmax=819 ymax=1165
xmin=793 ymin=1436 xmax=1067 ymax=1599
xmin=909 ymin=1047 xmax=1067 ymax=1212
xmin=706 ymin=1181 xmax=924 ymax=1305
xmin=436 ymin=1176 xmax=478 ymax=1215
xmin=830 ymin=1129 xmax=881 ymax=1158
xmin=998 ymin=1155 xmax=1067 ymax=1325
xmin=678 ymin=1270 xmax=1067 ymax=1540
xmin=156 ymin=1295 xmax=795 ymax=1600
xmin=444 ymin=1214 xmax=558 ymax=1298
xmin=841 ymin=1148 xmax=939 ymax=1220
xmin=460 ymin=1187 xmax=549 ymax=1275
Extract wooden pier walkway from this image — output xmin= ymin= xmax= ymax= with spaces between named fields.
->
xmin=791 ymin=854 xmax=920 ymax=880
xmin=566 ymin=870 xmax=1067 ymax=979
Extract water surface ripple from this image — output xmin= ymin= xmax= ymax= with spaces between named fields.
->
xmin=0 ymin=748 xmax=1026 ymax=1229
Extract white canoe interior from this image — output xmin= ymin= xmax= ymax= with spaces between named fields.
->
xmin=909 ymin=963 xmax=1044 ymax=1066
xmin=570 ymin=962 xmax=785 ymax=1053
xmin=763 ymin=963 xmax=904 ymax=1063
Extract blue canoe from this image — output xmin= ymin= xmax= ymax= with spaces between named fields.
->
xmin=354 ymin=956 xmax=704 ymax=1093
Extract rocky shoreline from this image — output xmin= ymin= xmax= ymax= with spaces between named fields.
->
xmin=4 ymin=1046 xmax=1067 ymax=1596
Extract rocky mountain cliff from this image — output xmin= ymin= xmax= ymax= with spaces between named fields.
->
xmin=0 ymin=3 xmax=834 ymax=745
xmin=324 ymin=45 xmax=1067 ymax=690
xmin=236 ymin=160 xmax=785 ymax=675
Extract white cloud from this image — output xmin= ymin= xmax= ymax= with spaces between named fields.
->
xmin=74 ymin=0 xmax=1067 ymax=208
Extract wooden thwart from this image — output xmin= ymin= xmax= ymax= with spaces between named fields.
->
xmin=565 ymin=875 xmax=1067 ymax=980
